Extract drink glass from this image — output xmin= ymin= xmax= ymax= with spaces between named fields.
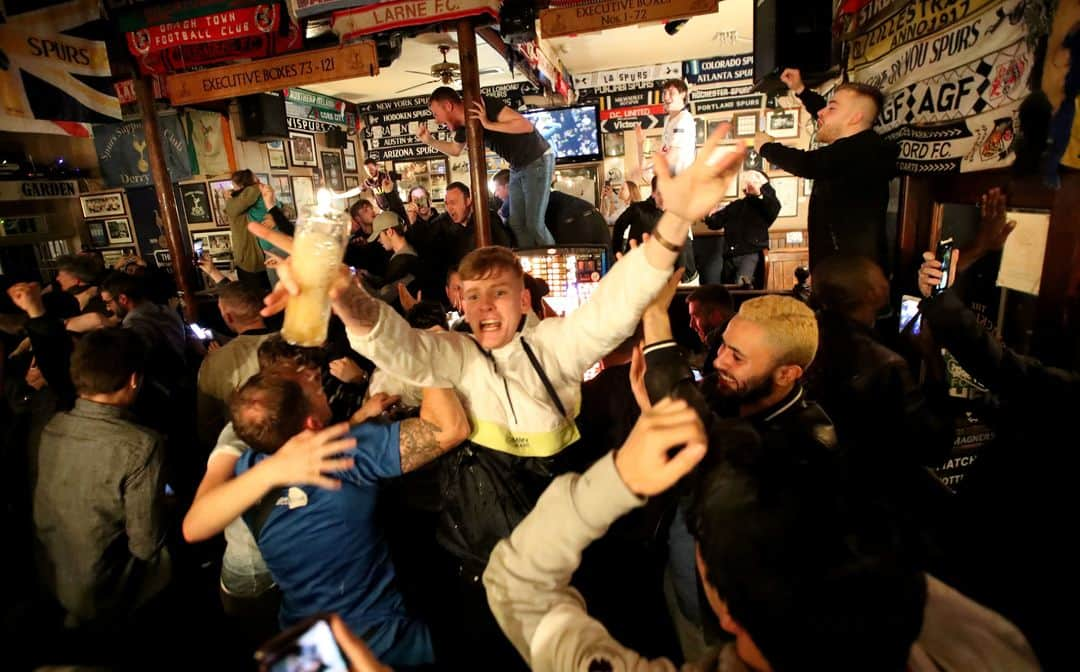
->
xmin=281 ymin=194 xmax=349 ymax=347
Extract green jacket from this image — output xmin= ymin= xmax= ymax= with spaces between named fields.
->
xmin=225 ymin=185 xmax=265 ymax=273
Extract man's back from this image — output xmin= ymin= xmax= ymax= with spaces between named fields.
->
xmin=236 ymin=420 xmax=432 ymax=666
xmin=197 ymin=331 xmax=275 ymax=444
xmin=34 ymin=399 xmax=169 ymax=624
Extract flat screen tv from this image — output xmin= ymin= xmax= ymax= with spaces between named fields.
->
xmin=523 ymin=105 xmax=602 ymax=165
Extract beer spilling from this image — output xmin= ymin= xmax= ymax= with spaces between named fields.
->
xmin=281 ymin=189 xmax=349 ymax=347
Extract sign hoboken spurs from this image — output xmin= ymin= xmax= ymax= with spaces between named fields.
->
xmin=166 ymin=42 xmax=378 ymax=105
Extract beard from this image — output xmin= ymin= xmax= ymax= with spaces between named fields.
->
xmin=713 ymin=370 xmax=775 ymax=405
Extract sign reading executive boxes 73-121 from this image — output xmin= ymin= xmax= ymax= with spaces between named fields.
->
xmin=167 ymin=43 xmax=378 ymax=106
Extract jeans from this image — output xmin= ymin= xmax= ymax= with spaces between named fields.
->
xmin=723 ymin=252 xmax=760 ymax=287
xmin=508 ymin=150 xmax=556 ymax=248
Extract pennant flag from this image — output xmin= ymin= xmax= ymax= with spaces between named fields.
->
xmin=93 ymin=115 xmax=193 ymax=188
xmin=0 ymin=0 xmax=122 ymax=124
xmin=186 ymin=109 xmax=238 ymax=176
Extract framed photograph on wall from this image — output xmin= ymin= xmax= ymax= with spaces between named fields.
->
xmin=80 ymin=192 xmax=125 ymax=219
xmin=706 ymin=119 xmax=733 ymax=140
xmin=743 ymin=146 xmax=765 ymax=172
xmin=266 ymin=140 xmax=287 ymax=170
xmin=344 ymin=140 xmax=358 ymax=172
xmin=770 ymin=176 xmax=799 ymax=217
xmin=208 ymin=179 xmax=235 ymax=227
xmin=291 ymin=175 xmax=316 ymax=210
xmin=288 ymin=131 xmax=317 ymax=167
xmin=765 ymin=108 xmax=800 ymax=139
xmin=320 ymin=150 xmax=345 ymax=191
xmin=695 ymin=118 xmax=706 ymax=146
xmin=192 ymin=230 xmax=234 ymax=263
xmin=344 ymin=175 xmax=360 ymax=190
xmin=803 ymin=178 xmax=814 ymax=197
xmin=553 ymin=164 xmax=600 ymax=207
xmin=86 ymin=220 xmax=109 ymax=247
xmin=603 ymin=132 xmax=624 ymax=157
xmin=255 ymin=172 xmax=270 ymax=185
xmin=733 ymin=112 xmax=758 ymax=137
xmin=176 ymin=182 xmax=214 ymax=226
xmin=101 ymin=247 xmax=137 ymax=269
xmin=104 ymin=218 xmax=134 ymax=245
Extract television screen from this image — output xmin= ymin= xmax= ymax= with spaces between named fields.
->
xmin=517 ymin=245 xmax=608 ymax=317
xmin=523 ymin=105 xmax=602 ymax=165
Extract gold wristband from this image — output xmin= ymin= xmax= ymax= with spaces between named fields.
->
xmin=650 ymin=228 xmax=683 ymax=253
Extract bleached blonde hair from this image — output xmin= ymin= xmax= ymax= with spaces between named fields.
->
xmin=735 ymin=295 xmax=818 ymax=369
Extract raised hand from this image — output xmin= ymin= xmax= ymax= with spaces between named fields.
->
xmin=397 ymin=282 xmax=419 ymax=311
xmin=614 ymin=397 xmax=707 ymax=497
xmin=780 ymin=68 xmax=805 ymax=94
xmin=655 ymin=122 xmax=745 ymax=223
xmin=973 ymin=187 xmax=1016 ymax=255
xmin=918 ymin=250 xmax=960 ymax=298
xmin=329 ymin=356 xmax=367 ymax=384
xmin=7 ymin=282 xmax=45 ymax=318
xmin=415 ymin=123 xmax=432 ymax=144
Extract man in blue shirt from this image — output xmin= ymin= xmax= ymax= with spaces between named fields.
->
xmin=197 ymin=369 xmax=468 ymax=667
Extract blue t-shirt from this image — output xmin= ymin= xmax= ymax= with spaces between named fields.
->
xmin=236 ymin=421 xmax=433 ymax=667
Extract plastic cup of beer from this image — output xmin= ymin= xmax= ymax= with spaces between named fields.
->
xmin=281 ymin=190 xmax=349 ymax=347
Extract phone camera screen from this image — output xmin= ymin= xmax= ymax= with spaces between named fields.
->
xmin=268 ymin=620 xmax=347 ymax=672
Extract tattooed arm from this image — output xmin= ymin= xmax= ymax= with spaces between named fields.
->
xmin=398 ymin=387 xmax=470 ymax=473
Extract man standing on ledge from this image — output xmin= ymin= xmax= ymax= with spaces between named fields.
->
xmin=757 ymin=68 xmax=898 ymax=273
xmin=417 ymin=87 xmax=555 ymax=248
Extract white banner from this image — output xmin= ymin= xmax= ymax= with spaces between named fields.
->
xmin=888 ymin=99 xmax=1020 ymax=174
xmin=852 ymin=0 xmax=1027 ymax=92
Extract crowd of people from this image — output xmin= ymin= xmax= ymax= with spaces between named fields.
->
xmin=1 ymin=73 xmax=1070 ymax=672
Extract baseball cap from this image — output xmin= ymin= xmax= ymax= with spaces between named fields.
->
xmin=367 ymin=211 xmax=402 ymax=242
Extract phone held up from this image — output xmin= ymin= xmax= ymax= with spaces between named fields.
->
xmin=255 ymin=613 xmax=348 ymax=672
xmin=933 ymin=237 xmax=955 ymax=296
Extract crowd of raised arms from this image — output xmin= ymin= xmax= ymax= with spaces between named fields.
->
xmin=2 ymin=71 xmax=1070 ymax=672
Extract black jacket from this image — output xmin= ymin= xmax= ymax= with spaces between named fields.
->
xmin=704 ymin=183 xmax=780 ymax=257
xmin=760 ymin=89 xmax=898 ymax=272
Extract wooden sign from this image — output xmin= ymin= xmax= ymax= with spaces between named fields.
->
xmin=540 ymin=0 xmax=717 ymax=38
xmin=166 ymin=42 xmax=378 ymax=106
xmin=332 ymin=0 xmax=499 ymax=40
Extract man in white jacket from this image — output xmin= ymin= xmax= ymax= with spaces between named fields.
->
xmin=483 ymin=400 xmax=1040 ymax=672
xmin=250 ymin=126 xmax=746 ymax=667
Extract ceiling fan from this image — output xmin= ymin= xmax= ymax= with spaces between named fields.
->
xmin=396 ymin=45 xmax=460 ymax=93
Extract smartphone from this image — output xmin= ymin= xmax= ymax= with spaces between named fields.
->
xmin=899 ymin=294 xmax=922 ymax=335
xmin=255 ymin=614 xmax=348 ymax=672
xmin=691 ymin=367 xmax=704 ymax=382
xmin=933 ymin=237 xmax=955 ymax=295
xmin=189 ymin=323 xmax=213 ymax=341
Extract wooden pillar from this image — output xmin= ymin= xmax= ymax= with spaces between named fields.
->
xmin=456 ymin=18 xmax=491 ymax=247
xmin=133 ymin=76 xmax=197 ymax=321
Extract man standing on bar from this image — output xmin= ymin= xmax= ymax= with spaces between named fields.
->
xmin=417 ymin=87 xmax=556 ymax=248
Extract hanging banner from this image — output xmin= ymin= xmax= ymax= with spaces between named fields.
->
xmin=284 ymin=87 xmax=354 ymax=131
xmin=691 ymin=83 xmax=755 ymax=101
xmin=591 ymin=87 xmax=663 ymax=111
xmin=114 ymin=0 xmax=270 ymax=32
xmin=850 ymin=0 xmax=1028 ymax=93
xmin=683 ymin=53 xmax=754 ymax=85
xmin=573 ymin=62 xmax=682 ymax=90
xmin=285 ymin=87 xmax=348 ymax=114
xmin=540 ymin=0 xmax=717 ymax=38
xmin=292 ymin=0 xmax=381 ymax=19
xmin=167 ymin=42 xmax=379 ymax=105
xmin=0 ymin=181 xmax=79 ymax=201
xmin=332 ymin=0 xmax=500 ymax=40
xmin=876 ymin=40 xmax=1032 ymax=134
xmin=847 ymin=0 xmax=999 ymax=68
xmin=0 ymin=0 xmax=122 ymax=124
xmin=692 ymin=95 xmax=763 ymax=115
xmin=134 ymin=20 xmax=304 ymax=76
xmin=846 ymin=0 xmax=1030 ymax=174
xmin=186 ymin=109 xmax=237 ymax=176
xmin=126 ymin=4 xmax=280 ymax=56
xmin=93 ymin=115 xmax=193 ymax=188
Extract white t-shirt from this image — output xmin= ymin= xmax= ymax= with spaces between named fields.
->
xmin=662 ymin=108 xmax=696 ymax=176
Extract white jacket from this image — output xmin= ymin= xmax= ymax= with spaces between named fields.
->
xmin=347 ymin=246 xmax=671 ymax=458
xmin=483 ymin=453 xmax=1041 ymax=672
